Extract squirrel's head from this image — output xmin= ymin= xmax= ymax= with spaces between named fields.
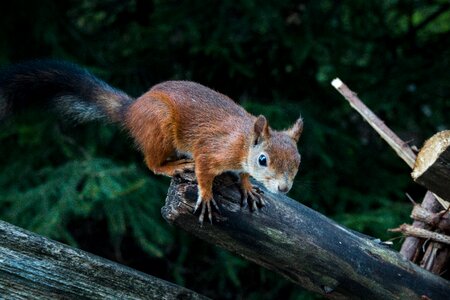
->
xmin=245 ymin=115 xmax=303 ymax=194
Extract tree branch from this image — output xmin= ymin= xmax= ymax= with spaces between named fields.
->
xmin=400 ymin=192 xmax=442 ymax=261
xmin=0 ymin=220 xmax=207 ymax=299
xmin=413 ymin=4 xmax=450 ymax=34
xmin=331 ymin=78 xmax=450 ymax=208
xmin=331 ymin=78 xmax=417 ymax=168
xmin=161 ymin=172 xmax=450 ymax=300
xmin=390 ymin=224 xmax=450 ymax=246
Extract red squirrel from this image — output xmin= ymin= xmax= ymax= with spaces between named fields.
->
xmin=0 ymin=60 xmax=303 ymax=224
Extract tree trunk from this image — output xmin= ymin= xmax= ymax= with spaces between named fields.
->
xmin=0 ymin=220 xmax=208 ymax=300
xmin=162 ymin=172 xmax=450 ymax=300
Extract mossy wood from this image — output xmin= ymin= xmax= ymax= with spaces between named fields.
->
xmin=412 ymin=130 xmax=450 ymax=203
xmin=0 ymin=220 xmax=207 ymax=300
xmin=162 ymin=172 xmax=450 ymax=300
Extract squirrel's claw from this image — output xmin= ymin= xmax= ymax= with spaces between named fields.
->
xmin=193 ymin=197 xmax=220 ymax=225
xmin=241 ymin=186 xmax=265 ymax=211
xmin=211 ymin=198 xmax=221 ymax=213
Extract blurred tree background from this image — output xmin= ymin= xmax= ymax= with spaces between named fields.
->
xmin=0 ymin=0 xmax=449 ymax=299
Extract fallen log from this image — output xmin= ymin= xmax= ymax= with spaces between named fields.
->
xmin=162 ymin=172 xmax=450 ymax=300
xmin=0 ymin=220 xmax=208 ymax=300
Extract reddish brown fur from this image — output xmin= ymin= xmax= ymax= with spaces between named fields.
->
xmin=266 ymin=131 xmax=301 ymax=178
xmin=1 ymin=59 xmax=302 ymax=223
xmin=126 ymin=82 xmax=257 ymax=201
xmin=125 ymin=81 xmax=301 ymax=212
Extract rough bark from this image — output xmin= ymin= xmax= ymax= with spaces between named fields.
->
xmin=420 ymin=242 xmax=449 ymax=276
xmin=400 ymin=192 xmax=442 ymax=261
xmin=390 ymin=224 xmax=450 ymax=245
xmin=162 ymin=172 xmax=450 ymax=300
xmin=0 ymin=220 xmax=208 ymax=300
xmin=412 ymin=130 xmax=450 ymax=203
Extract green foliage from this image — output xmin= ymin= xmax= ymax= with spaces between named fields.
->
xmin=0 ymin=0 xmax=449 ymax=299
xmin=0 ymin=113 xmax=171 ymax=256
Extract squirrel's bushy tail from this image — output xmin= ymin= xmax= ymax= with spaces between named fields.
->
xmin=0 ymin=60 xmax=133 ymax=122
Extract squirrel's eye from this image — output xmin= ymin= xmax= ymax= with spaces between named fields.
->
xmin=258 ymin=154 xmax=267 ymax=167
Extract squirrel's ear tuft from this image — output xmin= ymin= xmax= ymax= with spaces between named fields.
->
xmin=254 ymin=115 xmax=269 ymax=144
xmin=286 ymin=116 xmax=303 ymax=142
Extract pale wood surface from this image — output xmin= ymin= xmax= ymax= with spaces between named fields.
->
xmin=412 ymin=130 xmax=450 ymax=203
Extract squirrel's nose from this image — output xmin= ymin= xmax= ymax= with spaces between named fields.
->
xmin=278 ymin=185 xmax=289 ymax=193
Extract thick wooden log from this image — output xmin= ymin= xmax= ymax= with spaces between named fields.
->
xmin=162 ymin=172 xmax=450 ymax=300
xmin=412 ymin=130 xmax=450 ymax=203
xmin=0 ymin=220 xmax=208 ymax=299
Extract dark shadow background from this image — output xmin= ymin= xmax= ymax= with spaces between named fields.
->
xmin=0 ymin=1 xmax=449 ymax=299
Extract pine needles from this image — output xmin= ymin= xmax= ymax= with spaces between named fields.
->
xmin=0 ymin=113 xmax=172 ymax=258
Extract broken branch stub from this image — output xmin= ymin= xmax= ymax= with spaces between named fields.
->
xmin=412 ymin=130 xmax=450 ymax=203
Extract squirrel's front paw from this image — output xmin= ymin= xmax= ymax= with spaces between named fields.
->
xmin=240 ymin=185 xmax=265 ymax=211
xmin=193 ymin=197 xmax=221 ymax=225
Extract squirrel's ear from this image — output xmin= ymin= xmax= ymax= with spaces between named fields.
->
xmin=285 ymin=116 xmax=303 ymax=142
xmin=254 ymin=115 xmax=269 ymax=145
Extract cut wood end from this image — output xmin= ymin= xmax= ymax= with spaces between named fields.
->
xmin=331 ymin=78 xmax=343 ymax=89
xmin=412 ymin=130 xmax=450 ymax=179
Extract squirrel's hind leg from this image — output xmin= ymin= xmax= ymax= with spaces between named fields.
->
xmin=146 ymin=156 xmax=195 ymax=177
xmin=142 ymin=134 xmax=190 ymax=176
xmin=127 ymin=94 xmax=195 ymax=176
